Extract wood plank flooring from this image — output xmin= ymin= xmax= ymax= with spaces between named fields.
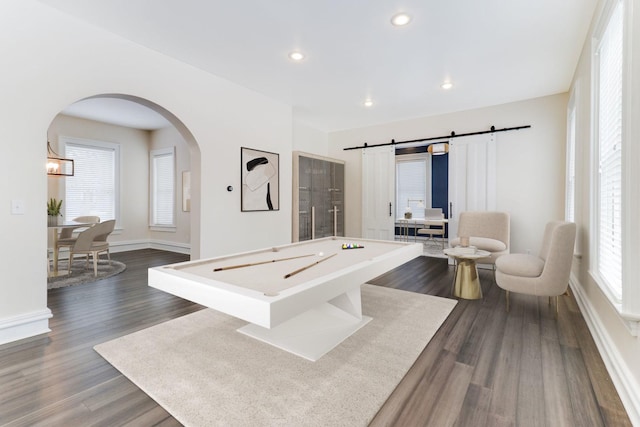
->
xmin=0 ymin=250 xmax=631 ymax=426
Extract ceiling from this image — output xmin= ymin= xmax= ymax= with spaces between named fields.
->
xmin=62 ymin=97 xmax=172 ymax=131
xmin=41 ymin=0 xmax=597 ymax=132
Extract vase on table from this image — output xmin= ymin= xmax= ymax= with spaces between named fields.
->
xmin=48 ymin=215 xmax=59 ymax=227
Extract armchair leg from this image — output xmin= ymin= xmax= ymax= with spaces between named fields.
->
xmin=505 ymin=290 xmax=510 ymax=312
xmin=555 ymin=295 xmax=559 ymax=319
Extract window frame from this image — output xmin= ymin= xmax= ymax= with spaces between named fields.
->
xmin=395 ymin=153 xmax=432 ymax=219
xmin=588 ymin=0 xmax=637 ymax=319
xmin=566 ymin=87 xmax=577 ymax=224
xmin=149 ymin=146 xmax=176 ymax=230
xmin=61 ymin=136 xmax=121 ymax=226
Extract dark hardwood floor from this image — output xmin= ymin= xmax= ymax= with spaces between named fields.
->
xmin=0 ymin=250 xmax=631 ymax=426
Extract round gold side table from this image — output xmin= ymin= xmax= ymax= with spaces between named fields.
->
xmin=443 ymin=248 xmax=491 ymax=300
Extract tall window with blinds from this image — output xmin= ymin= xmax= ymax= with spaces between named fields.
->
xmin=64 ymin=139 xmax=119 ymax=222
xmin=150 ymin=147 xmax=175 ymax=227
xmin=566 ymin=98 xmax=577 ymax=223
xmin=395 ymin=154 xmax=430 ymax=218
xmin=594 ymin=0 xmax=623 ymax=300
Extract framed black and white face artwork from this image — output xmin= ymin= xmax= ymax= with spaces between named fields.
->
xmin=241 ymin=147 xmax=279 ymax=211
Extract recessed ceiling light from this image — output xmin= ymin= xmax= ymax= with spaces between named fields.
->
xmin=288 ymin=51 xmax=305 ymax=61
xmin=364 ymin=99 xmax=374 ymax=107
xmin=441 ymin=82 xmax=453 ymax=90
xmin=391 ymin=13 xmax=411 ymax=26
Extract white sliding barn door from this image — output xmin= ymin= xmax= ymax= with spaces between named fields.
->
xmin=447 ymin=134 xmax=497 ymax=241
xmin=362 ymin=146 xmax=395 ymax=240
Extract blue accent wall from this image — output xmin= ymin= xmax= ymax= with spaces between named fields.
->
xmin=432 ymin=153 xmax=449 ymax=237
xmin=431 ymin=154 xmax=448 ymax=217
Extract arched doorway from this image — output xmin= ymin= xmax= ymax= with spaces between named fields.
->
xmin=46 ymin=94 xmax=201 ymax=278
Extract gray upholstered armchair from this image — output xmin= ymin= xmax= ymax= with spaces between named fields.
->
xmin=495 ymin=220 xmax=576 ymax=314
xmin=449 ymin=211 xmax=510 ymax=266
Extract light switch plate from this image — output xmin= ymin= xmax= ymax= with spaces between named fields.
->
xmin=11 ymin=199 xmax=25 ymax=215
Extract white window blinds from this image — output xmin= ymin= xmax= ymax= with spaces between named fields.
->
xmin=151 ymin=148 xmax=175 ymax=226
xmin=596 ymin=0 xmax=623 ymax=298
xmin=566 ymin=105 xmax=576 ymax=222
xmin=65 ymin=140 xmax=118 ymax=222
xmin=396 ymin=157 xmax=427 ymax=218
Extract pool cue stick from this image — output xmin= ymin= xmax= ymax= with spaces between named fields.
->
xmin=284 ymin=253 xmax=337 ymax=279
xmin=213 ymin=253 xmax=315 ymax=272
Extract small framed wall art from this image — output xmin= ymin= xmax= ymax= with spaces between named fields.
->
xmin=182 ymin=171 xmax=191 ymax=212
xmin=241 ymin=147 xmax=279 ymax=211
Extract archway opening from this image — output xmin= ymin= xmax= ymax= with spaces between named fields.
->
xmin=46 ymin=94 xmax=201 ymax=281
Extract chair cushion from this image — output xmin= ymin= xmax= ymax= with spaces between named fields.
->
xmin=496 ymin=254 xmax=544 ymax=277
xmin=450 ymin=237 xmax=506 ymax=252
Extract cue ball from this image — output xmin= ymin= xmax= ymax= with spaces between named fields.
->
xmin=319 ymin=252 xmax=324 ymax=256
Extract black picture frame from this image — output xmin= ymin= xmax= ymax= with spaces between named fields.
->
xmin=241 ymin=147 xmax=280 ymax=212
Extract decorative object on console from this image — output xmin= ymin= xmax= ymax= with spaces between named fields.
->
xmin=405 ymin=198 xmax=424 ymax=219
xmin=241 ymin=147 xmax=279 ymax=212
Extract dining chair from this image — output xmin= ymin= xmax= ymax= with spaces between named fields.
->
xmin=55 ymin=216 xmax=100 ymax=263
xmin=67 ymin=220 xmax=116 ymax=277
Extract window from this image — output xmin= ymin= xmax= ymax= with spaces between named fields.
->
xmin=592 ymin=0 xmax=623 ymax=300
xmin=64 ymin=137 xmax=119 ymax=223
xmin=150 ymin=147 xmax=175 ymax=227
xmin=566 ymin=92 xmax=577 ymax=223
xmin=395 ymin=154 xmax=431 ymax=218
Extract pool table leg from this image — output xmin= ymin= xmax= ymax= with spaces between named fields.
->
xmin=237 ymin=287 xmax=372 ymax=362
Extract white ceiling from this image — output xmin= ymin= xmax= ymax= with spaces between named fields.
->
xmin=41 ymin=0 xmax=597 ymax=132
xmin=62 ymin=97 xmax=172 ymax=131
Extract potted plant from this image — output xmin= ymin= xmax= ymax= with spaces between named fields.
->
xmin=47 ymin=198 xmax=63 ymax=226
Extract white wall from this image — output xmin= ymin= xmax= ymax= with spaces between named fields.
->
xmin=0 ymin=0 xmax=292 ymax=344
xmin=293 ymin=120 xmax=329 ymax=156
xmin=328 ymin=93 xmax=568 ymax=256
xmin=564 ymin=0 xmax=640 ymax=423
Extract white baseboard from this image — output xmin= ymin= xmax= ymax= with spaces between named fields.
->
xmin=106 ymin=239 xmax=191 ymax=255
xmin=570 ymin=274 xmax=640 ymax=426
xmin=148 ymin=239 xmax=191 ymax=255
xmin=0 ymin=309 xmax=52 ymax=346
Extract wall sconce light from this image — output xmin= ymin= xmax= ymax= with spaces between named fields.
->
xmin=427 ymin=143 xmax=449 ymax=155
xmin=47 ymin=141 xmax=74 ymax=176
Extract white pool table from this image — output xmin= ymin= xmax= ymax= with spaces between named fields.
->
xmin=148 ymin=237 xmax=422 ymax=361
